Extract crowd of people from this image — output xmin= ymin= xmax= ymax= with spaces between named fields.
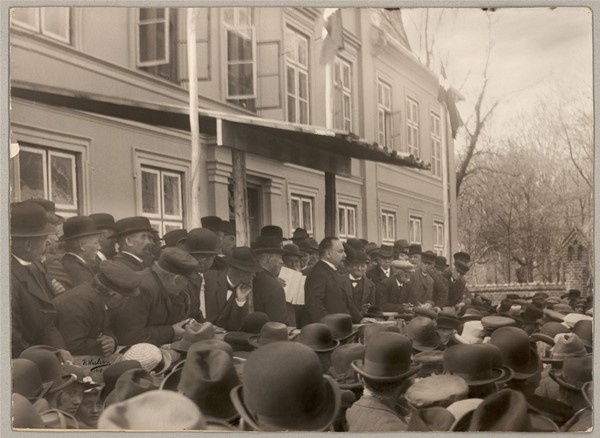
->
xmin=10 ymin=198 xmax=594 ymax=431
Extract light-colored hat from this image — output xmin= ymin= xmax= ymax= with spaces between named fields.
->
xmin=562 ymin=313 xmax=592 ymax=329
xmin=391 ymin=260 xmax=414 ymax=271
xmin=453 ymin=321 xmax=485 ymax=344
xmin=171 ymin=322 xmax=216 ymax=353
xmin=121 ymin=343 xmax=171 ymax=374
xmin=405 ymin=374 xmax=469 ymax=409
xmin=547 ymin=333 xmax=588 ymax=361
xmin=447 ymin=398 xmax=484 ymax=431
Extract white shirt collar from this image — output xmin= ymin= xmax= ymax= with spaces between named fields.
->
xmin=122 ymin=251 xmax=144 ymax=263
xmin=12 ymin=254 xmax=32 ymax=266
xmin=66 ymin=252 xmax=88 ymax=265
xmin=381 ymin=267 xmax=390 ymax=276
xmin=321 ymin=259 xmax=337 ymax=271
xmin=97 ymin=251 xmax=107 ymax=261
xmin=396 ymin=279 xmax=403 ymax=287
xmin=226 ymin=275 xmax=236 ymax=289
xmin=349 ymin=274 xmax=361 ymax=281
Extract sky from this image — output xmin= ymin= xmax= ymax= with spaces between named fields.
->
xmin=401 ymin=7 xmax=593 ymax=138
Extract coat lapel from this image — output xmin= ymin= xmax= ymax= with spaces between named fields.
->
xmin=11 ymin=257 xmax=53 ymax=304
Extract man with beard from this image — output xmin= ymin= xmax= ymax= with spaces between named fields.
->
xmin=54 ymin=261 xmax=141 ymax=356
xmin=445 ymin=252 xmax=471 ymax=306
xmin=421 ymin=251 xmax=449 ymax=308
xmin=89 ymin=213 xmax=117 ymax=262
xmin=367 ymin=245 xmax=394 ymax=285
xmin=111 ymin=216 xmax=155 ymax=272
xmin=375 ymin=260 xmax=414 ymax=312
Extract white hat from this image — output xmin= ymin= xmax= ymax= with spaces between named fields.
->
xmin=453 ymin=321 xmax=485 ymax=344
xmin=121 ymin=344 xmax=163 ymax=373
xmin=447 ymin=398 xmax=484 ymax=431
xmin=562 ymin=313 xmax=592 ymax=329
xmin=391 ymin=260 xmax=414 ymax=271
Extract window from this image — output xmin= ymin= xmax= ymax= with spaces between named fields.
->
xmin=338 ymin=204 xmax=357 ymax=240
xmin=377 ymin=80 xmax=392 ymax=148
xmin=11 ymin=7 xmax=71 ymax=43
xmin=137 ymin=8 xmax=169 ymax=67
xmin=141 ymin=166 xmax=184 ymax=236
xmin=406 ymin=97 xmax=420 ymax=157
xmin=17 ymin=145 xmax=79 ymax=217
xmin=224 ymin=7 xmax=256 ymax=103
xmin=409 ymin=215 xmax=422 ymax=244
xmin=433 ymin=221 xmax=444 ymax=256
xmin=285 ymin=27 xmax=310 ymax=124
xmin=381 ymin=210 xmax=396 ymax=243
xmin=431 ymin=112 xmax=442 ymax=178
xmin=290 ymin=194 xmax=313 ymax=235
xmin=333 ymin=57 xmax=353 ymax=131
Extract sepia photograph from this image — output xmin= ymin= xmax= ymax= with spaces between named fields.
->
xmin=3 ymin=1 xmax=595 ymax=433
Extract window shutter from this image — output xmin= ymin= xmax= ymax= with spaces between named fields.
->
xmin=256 ymin=40 xmax=281 ymax=110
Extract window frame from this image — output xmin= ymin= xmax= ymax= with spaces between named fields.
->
xmin=433 ymin=221 xmax=444 ymax=256
xmin=338 ymin=203 xmax=357 ymax=240
xmin=223 ymin=7 xmax=257 ymax=100
xmin=409 ymin=215 xmax=423 ymax=245
xmin=406 ymin=97 xmax=420 ymax=157
xmin=430 ymin=111 xmax=442 ymax=178
xmin=11 ymin=7 xmax=71 ymax=44
xmin=333 ymin=57 xmax=353 ymax=132
xmin=381 ymin=209 xmax=396 ymax=244
xmin=136 ymin=8 xmax=170 ymax=67
xmin=284 ymin=26 xmax=310 ymax=124
xmin=140 ymin=165 xmax=185 ymax=234
xmin=290 ymin=193 xmax=314 ymax=235
xmin=377 ymin=79 xmax=392 ymax=148
xmin=48 ymin=149 xmax=78 ymax=211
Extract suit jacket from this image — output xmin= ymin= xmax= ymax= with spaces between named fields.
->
xmin=444 ymin=271 xmax=468 ymax=306
xmin=61 ymin=253 xmax=96 ymax=288
xmin=252 ymin=269 xmax=288 ymax=324
xmin=54 ymin=282 xmax=115 ymax=356
xmin=366 ymin=266 xmax=390 ymax=285
xmin=304 ymin=260 xmax=359 ymax=324
xmin=409 ymin=266 xmax=434 ymax=305
xmin=425 ymin=266 xmax=449 ymax=307
xmin=11 ymin=256 xmax=66 ymax=357
xmin=203 ymin=269 xmax=249 ymax=331
xmin=42 ymin=254 xmax=73 ymax=293
xmin=375 ymin=277 xmax=411 ymax=312
xmin=112 ymin=269 xmax=191 ymax=346
xmin=346 ymin=396 xmax=408 ymax=432
xmin=112 ymin=252 xmax=145 ymax=272
xmin=338 ymin=275 xmax=375 ymax=311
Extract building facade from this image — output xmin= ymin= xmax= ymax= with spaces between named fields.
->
xmin=9 ymin=7 xmax=458 ymax=255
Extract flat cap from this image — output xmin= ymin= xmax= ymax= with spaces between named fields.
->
xmin=97 ymin=261 xmax=141 ymax=296
xmin=158 ymin=247 xmax=199 ymax=275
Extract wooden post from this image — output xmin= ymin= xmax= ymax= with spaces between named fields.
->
xmin=325 ymin=171 xmax=337 ymax=237
xmin=186 ymin=8 xmax=201 ymax=228
xmin=232 ymin=148 xmax=252 ymax=311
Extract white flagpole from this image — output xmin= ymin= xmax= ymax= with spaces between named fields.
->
xmin=187 ymin=8 xmax=201 ymax=228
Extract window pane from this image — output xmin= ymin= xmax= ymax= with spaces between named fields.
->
xmin=50 ymin=154 xmax=75 ymax=207
xmin=227 ymin=63 xmax=254 ymax=96
xmin=287 ymin=66 xmax=295 ymax=93
xmin=164 ymin=222 xmax=183 ymax=233
xmin=343 ymin=95 xmax=351 ymax=118
xmin=291 ymin=199 xmax=300 ymax=229
xmin=285 ymin=29 xmax=296 ymax=60
xmin=162 ymin=174 xmax=181 ymax=217
xmin=223 ymin=8 xmax=234 ymax=26
xmin=299 ymin=101 xmax=308 ymax=124
xmin=42 ymin=7 xmax=69 ymax=40
xmin=12 ymin=8 xmax=39 ymax=28
xmin=142 ymin=171 xmax=160 ymax=214
xmin=338 ymin=208 xmax=345 ymax=235
xmin=298 ymin=72 xmax=308 ymax=99
xmin=298 ymin=36 xmax=308 ymax=66
xmin=302 ymin=201 xmax=312 ymax=232
xmin=227 ymin=29 xmax=253 ymax=61
xmin=343 ymin=64 xmax=350 ymax=86
xmin=140 ymin=8 xmax=165 ymax=21
xmin=19 ymin=150 xmax=45 ymax=200
xmin=287 ymin=96 xmax=296 ymax=122
xmin=334 ymin=61 xmax=341 ymax=84
xmin=238 ymin=8 xmax=251 ymax=27
xmin=348 ymin=208 xmax=355 ymax=236
xmin=139 ymin=23 xmax=166 ymax=63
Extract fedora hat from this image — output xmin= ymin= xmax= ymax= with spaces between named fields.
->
xmin=289 ymin=227 xmax=309 ymax=241
xmin=572 ymin=319 xmax=592 ymax=349
xmin=412 ymin=350 xmax=445 ymax=377
xmin=405 ymin=374 xmax=469 ymax=409
xmin=88 ymin=213 xmax=115 ymax=231
xmin=364 ymin=242 xmax=379 ymax=256
xmin=11 ymin=202 xmax=56 ymax=237
xmin=230 ymin=342 xmax=341 ymax=431
xmin=320 ymin=313 xmax=359 ymax=341
xmin=200 ymin=216 xmax=224 ymax=233
xmin=103 ymin=368 xmax=158 ymax=407
xmin=550 ymin=354 xmax=593 ymax=391
xmin=408 ymin=407 xmax=455 ymax=431
xmin=468 ymin=389 xmax=558 ymax=431
xmin=532 ymin=321 xmax=571 ymax=346
xmin=447 ymin=398 xmax=484 ymax=431
xmin=330 ymin=343 xmax=365 ymax=389
xmin=224 ymin=312 xmax=270 ymax=352
xmin=435 ymin=256 xmax=448 ymax=270
xmin=378 ymin=244 xmax=394 ymax=258
xmin=260 ymin=225 xmax=284 ymax=241
xmin=248 ymin=322 xmax=290 ymax=348
xmin=177 ymin=348 xmax=239 ymax=421
xmin=162 ymin=228 xmax=187 ymax=247
xmin=11 ymin=393 xmax=45 ymax=429
xmin=252 ymin=235 xmax=285 ymax=254
xmin=405 ymin=316 xmax=441 ymax=351
xmin=171 ymin=321 xmax=216 ymax=353
xmin=282 ymin=243 xmax=301 ymax=257
xmin=18 ymin=349 xmax=76 ymax=394
xmin=352 ymin=332 xmax=421 ymax=382
xmin=453 ymin=320 xmax=485 ymax=344
xmin=562 ymin=313 xmax=592 ymax=329
xmin=443 ymin=344 xmax=506 ymax=387
xmin=178 ymin=227 xmax=219 ymax=255
xmin=100 ymin=360 xmax=142 ymax=402
xmin=96 ymin=260 xmax=141 ymax=297
xmin=113 ymin=216 xmax=153 ymax=238
xmin=421 ymin=250 xmax=437 ymax=265
xmin=158 ymin=360 xmax=186 ymax=391
xmin=296 ymin=323 xmax=339 ymax=353
xmin=24 ymin=198 xmax=64 ymax=225
xmin=120 ymin=343 xmax=172 ymax=375
xmin=60 ymin=216 xmax=102 ymax=240
xmin=408 ymin=244 xmax=422 ymax=256
xmin=11 ymin=358 xmax=54 ymax=400
xmin=224 ymin=246 xmax=262 ymax=273
xmin=157 ymin=247 xmax=199 ymax=275
xmin=393 ymin=239 xmax=410 ymax=254
xmin=490 ymin=327 xmax=540 ymax=380
xmin=99 ymin=390 xmax=206 ymax=430
xmin=542 ymin=333 xmax=587 ymax=366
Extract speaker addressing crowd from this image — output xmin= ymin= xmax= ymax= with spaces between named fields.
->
xmin=9 ymin=199 xmax=593 ymax=431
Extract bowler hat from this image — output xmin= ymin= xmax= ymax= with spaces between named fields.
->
xmin=320 ymin=313 xmax=359 ymax=341
xmin=290 ymin=227 xmax=309 ymax=241
xmin=162 ymin=229 xmax=187 ymax=247
xmin=421 ymin=250 xmax=437 ymax=265
xmin=12 ymin=393 xmax=45 ymax=429
xmin=346 ymin=248 xmax=369 ymax=264
xmin=443 ymin=344 xmax=506 ymax=386
xmin=296 ymin=238 xmax=314 ymax=254
xmin=472 ymin=343 xmax=514 ymax=385
xmin=391 ymin=259 xmax=415 ymax=271
xmin=260 ymin=225 xmax=284 ymax=241
xmin=171 ymin=322 xmax=216 ymax=353
xmin=550 ymin=355 xmax=593 ymax=391
xmin=25 ymin=198 xmax=64 ymax=225
xmin=453 ymin=320 xmax=485 ymax=344
xmin=19 ymin=349 xmax=76 ymax=394
xmin=100 ymin=360 xmax=142 ymax=402
xmin=103 ymin=368 xmax=158 ymax=407
xmin=352 ymin=332 xmax=421 ymax=382
xmin=405 ymin=374 xmax=469 ymax=409
xmin=490 ymin=327 xmax=540 ymax=380
xmin=230 ymin=342 xmax=341 ymax=431
xmin=11 ymin=202 xmax=56 ymax=237
xmin=157 ymin=247 xmax=199 ymax=275
xmin=330 ymin=343 xmax=365 ymax=389
xmin=468 ymin=389 xmax=558 ymax=431
xmin=177 ymin=348 xmax=239 ymax=421
xmin=252 ymin=235 xmax=285 ymax=254
xmin=89 ymin=213 xmax=115 ymax=231
xmin=224 ymin=247 xmax=262 ymax=273
xmin=222 ymin=220 xmax=236 ymax=236
xmin=435 ymin=256 xmax=448 ymax=270
xmin=96 ymin=260 xmax=141 ymax=296
xmin=393 ymin=239 xmax=410 ymax=254
xmin=405 ymin=316 xmax=442 ymax=351
xmin=61 ymin=216 xmax=102 ymax=240
xmin=408 ymin=244 xmax=422 ymax=256
xmin=282 ymin=243 xmax=301 ymax=257
xmin=296 ymin=323 xmax=339 ymax=353
xmin=113 ymin=216 xmax=153 ymax=238
xmin=200 ymin=216 xmax=224 ymax=233
xmin=248 ymin=322 xmax=289 ymax=348
xmin=99 ymin=390 xmax=206 ymax=430
xmin=179 ymin=228 xmax=219 ymax=255
xmin=11 ymin=358 xmax=53 ymax=400
xmin=572 ymin=319 xmax=592 ymax=349
xmin=408 ymin=406 xmax=455 ymax=431
xmin=378 ymin=244 xmax=394 ymax=258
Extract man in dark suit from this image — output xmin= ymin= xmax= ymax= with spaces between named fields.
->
xmin=112 ymin=216 xmax=156 ymax=272
xmin=305 ymin=237 xmax=361 ymax=323
xmin=55 ymin=261 xmax=140 ymax=356
xmin=89 ymin=213 xmax=117 ymax=263
xmin=421 ymin=250 xmax=449 ymax=308
xmin=10 ymin=202 xmax=66 ymax=357
xmin=375 ymin=260 xmax=414 ymax=312
xmin=445 ymin=252 xmax=471 ymax=306
xmin=61 ymin=216 xmax=103 ymax=288
xmin=252 ymin=235 xmax=289 ymax=324
xmin=407 ymin=245 xmax=434 ymax=306
xmin=366 ymin=245 xmax=394 ymax=285
xmin=338 ymin=248 xmax=375 ymax=315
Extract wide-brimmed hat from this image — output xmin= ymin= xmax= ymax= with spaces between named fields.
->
xmin=320 ymin=313 xmax=359 ymax=341
xmin=352 ymin=332 xmax=421 ymax=382
xmin=171 ymin=322 xmax=216 ymax=353
xmin=200 ymin=216 xmax=224 ymax=233
xmin=289 ymin=227 xmax=309 ymax=241
xmin=248 ymin=322 xmax=290 ymax=348
xmin=11 ymin=202 xmax=56 ymax=237
xmin=100 ymin=360 xmax=142 ymax=402
xmin=19 ymin=349 xmax=76 ymax=394
xmin=177 ymin=347 xmax=239 ymax=421
xmin=99 ymin=390 xmax=206 ymax=430
xmin=12 ymin=393 xmax=45 ymax=429
xmin=103 ymin=368 xmax=158 ymax=407
xmin=282 ymin=243 xmax=301 ymax=257
xmin=178 ymin=228 xmax=219 ymax=255
xmin=121 ymin=343 xmax=172 ymax=375
xmin=60 ymin=216 xmax=102 ymax=240
xmin=252 ymin=235 xmax=285 ymax=254
xmin=447 ymin=398 xmax=484 ymax=431
xmin=88 ymin=213 xmax=115 ymax=231
xmin=408 ymin=406 xmax=455 ymax=431
xmin=468 ymin=389 xmax=558 ymax=431
xmin=296 ymin=323 xmax=339 ymax=353
xmin=405 ymin=374 xmax=469 ymax=409
xmin=260 ymin=225 xmax=284 ymax=241
xmin=542 ymin=333 xmax=587 ymax=365
xmin=490 ymin=327 xmax=540 ymax=380
xmin=113 ymin=216 xmax=153 ymax=238
xmin=453 ymin=320 xmax=485 ymax=345
xmin=405 ymin=316 xmax=442 ymax=352
xmin=550 ymin=355 xmax=593 ymax=391
xmin=330 ymin=343 xmax=365 ymax=390
xmin=24 ymin=198 xmax=64 ymax=225
xmin=223 ymin=246 xmax=262 ymax=273
xmin=162 ymin=228 xmax=188 ymax=248
xmin=11 ymin=358 xmax=54 ymax=400
xmin=443 ymin=344 xmax=506 ymax=387
xmin=572 ymin=319 xmax=592 ymax=349
xmin=230 ymin=342 xmax=341 ymax=431
xmin=97 ymin=260 xmax=141 ymax=296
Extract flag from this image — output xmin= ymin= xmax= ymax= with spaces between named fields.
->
xmin=438 ymin=65 xmax=463 ymax=139
xmin=320 ymin=8 xmax=344 ymax=65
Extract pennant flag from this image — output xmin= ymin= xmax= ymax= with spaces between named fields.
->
xmin=438 ymin=65 xmax=463 ymax=139
xmin=320 ymin=8 xmax=344 ymax=65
